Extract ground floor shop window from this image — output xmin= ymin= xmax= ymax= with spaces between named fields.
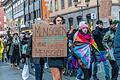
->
xmin=77 ymin=16 xmax=82 ymax=25
xmin=68 ymin=17 xmax=73 ymax=29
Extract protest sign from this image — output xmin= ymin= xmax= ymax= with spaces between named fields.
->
xmin=32 ymin=22 xmax=67 ymax=57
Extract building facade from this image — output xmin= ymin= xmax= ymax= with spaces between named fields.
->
xmin=3 ymin=0 xmax=43 ymax=33
xmin=50 ymin=0 xmax=120 ymax=30
xmin=0 ymin=1 xmax=4 ymax=32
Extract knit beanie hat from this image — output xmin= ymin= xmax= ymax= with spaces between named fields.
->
xmin=79 ymin=21 xmax=88 ymax=30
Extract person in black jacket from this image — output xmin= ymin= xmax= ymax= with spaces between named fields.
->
xmin=92 ymin=20 xmax=110 ymax=80
xmin=6 ymin=30 xmax=13 ymax=61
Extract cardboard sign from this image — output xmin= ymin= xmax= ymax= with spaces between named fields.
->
xmin=32 ymin=22 xmax=67 ymax=57
xmin=100 ymin=0 xmax=112 ymax=18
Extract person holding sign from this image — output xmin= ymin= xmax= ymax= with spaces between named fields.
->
xmin=32 ymin=15 xmax=66 ymax=80
xmin=48 ymin=15 xmax=65 ymax=80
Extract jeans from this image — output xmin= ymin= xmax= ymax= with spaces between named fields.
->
xmin=34 ymin=63 xmax=44 ymax=80
xmin=76 ymin=64 xmax=84 ymax=79
xmin=93 ymin=51 xmax=110 ymax=80
xmin=109 ymin=60 xmax=119 ymax=80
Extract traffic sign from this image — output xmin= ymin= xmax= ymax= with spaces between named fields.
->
xmin=91 ymin=13 xmax=96 ymax=19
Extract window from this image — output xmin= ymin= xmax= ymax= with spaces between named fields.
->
xmin=86 ymin=13 xmax=91 ymax=23
xmin=61 ymin=0 xmax=65 ymax=9
xmin=68 ymin=17 xmax=73 ymax=29
xmin=50 ymin=0 xmax=53 ymax=12
xmin=68 ymin=0 xmax=72 ymax=7
xmin=30 ymin=12 xmax=34 ymax=20
xmin=30 ymin=0 xmax=34 ymax=5
xmin=55 ymin=0 xmax=58 ymax=11
xmin=25 ymin=14 xmax=29 ymax=21
xmin=25 ymin=0 xmax=29 ymax=7
xmin=77 ymin=16 xmax=82 ymax=25
xmin=119 ymin=12 xmax=120 ymax=20
xmin=36 ymin=10 xmax=39 ymax=18
xmin=21 ymin=0 xmax=24 ymax=3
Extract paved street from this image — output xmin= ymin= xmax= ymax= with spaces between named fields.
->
xmin=0 ymin=63 xmax=120 ymax=80
xmin=0 ymin=63 xmax=75 ymax=80
xmin=0 ymin=63 xmax=34 ymax=80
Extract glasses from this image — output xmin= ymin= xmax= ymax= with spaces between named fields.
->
xmin=56 ymin=20 xmax=62 ymax=22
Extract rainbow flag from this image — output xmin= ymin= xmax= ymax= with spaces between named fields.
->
xmin=73 ymin=44 xmax=91 ymax=69
xmin=73 ymin=31 xmax=106 ymax=69
xmin=91 ymin=39 xmax=106 ymax=62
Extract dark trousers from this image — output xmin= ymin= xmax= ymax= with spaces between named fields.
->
xmin=81 ymin=65 xmax=92 ymax=80
xmin=109 ymin=60 xmax=119 ymax=80
xmin=11 ymin=50 xmax=20 ymax=66
xmin=7 ymin=45 xmax=11 ymax=61
xmin=34 ymin=63 xmax=44 ymax=80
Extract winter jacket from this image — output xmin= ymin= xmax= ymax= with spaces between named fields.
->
xmin=114 ymin=21 xmax=120 ymax=66
xmin=92 ymin=27 xmax=109 ymax=50
xmin=0 ymin=40 xmax=4 ymax=60
xmin=102 ymin=28 xmax=116 ymax=49
xmin=9 ymin=37 xmax=21 ymax=56
xmin=102 ymin=28 xmax=116 ymax=60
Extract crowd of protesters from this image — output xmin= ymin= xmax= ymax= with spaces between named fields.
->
xmin=0 ymin=30 xmax=32 ymax=69
xmin=0 ymin=15 xmax=120 ymax=80
xmin=66 ymin=18 xmax=120 ymax=80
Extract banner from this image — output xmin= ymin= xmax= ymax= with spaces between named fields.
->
xmin=32 ymin=22 xmax=67 ymax=57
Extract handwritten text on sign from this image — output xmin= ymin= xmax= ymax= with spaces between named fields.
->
xmin=32 ymin=23 xmax=67 ymax=57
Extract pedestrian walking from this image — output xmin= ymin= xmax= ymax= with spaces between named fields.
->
xmin=9 ymin=33 xmax=21 ymax=69
xmin=92 ymin=20 xmax=110 ymax=80
xmin=102 ymin=20 xmax=119 ymax=80
xmin=67 ymin=25 xmax=84 ymax=79
xmin=0 ymin=37 xmax=4 ymax=63
xmin=6 ymin=29 xmax=13 ymax=62
xmin=2 ymin=37 xmax=8 ymax=63
xmin=72 ymin=21 xmax=98 ymax=80
xmin=48 ymin=15 xmax=65 ymax=80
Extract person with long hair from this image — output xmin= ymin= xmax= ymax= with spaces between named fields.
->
xmin=48 ymin=15 xmax=65 ymax=80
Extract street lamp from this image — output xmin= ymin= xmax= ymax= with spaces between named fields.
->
xmin=97 ymin=0 xmax=99 ymax=20
xmin=73 ymin=0 xmax=90 ymax=20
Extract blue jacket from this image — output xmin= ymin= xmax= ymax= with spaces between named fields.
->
xmin=114 ymin=21 xmax=120 ymax=67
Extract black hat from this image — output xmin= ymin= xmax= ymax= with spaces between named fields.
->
xmin=96 ymin=20 xmax=103 ymax=25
